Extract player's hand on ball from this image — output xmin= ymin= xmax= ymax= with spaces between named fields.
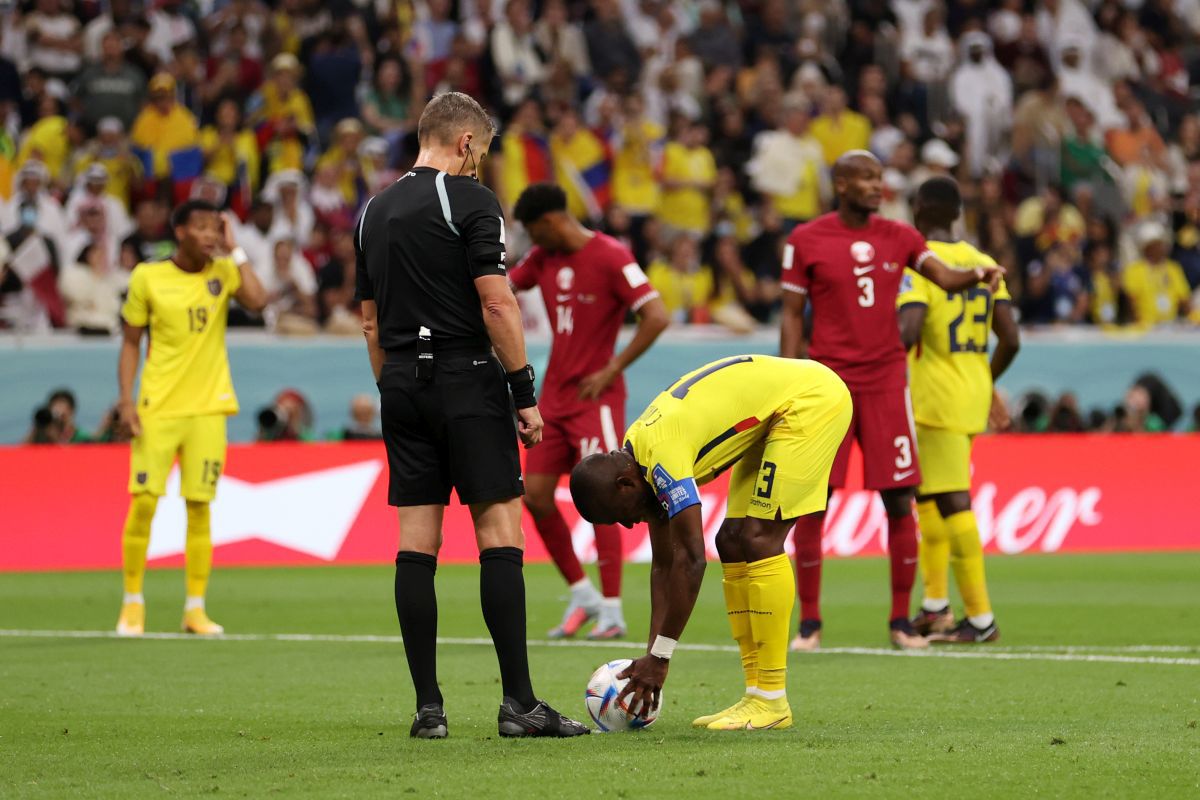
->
xmin=118 ymin=400 xmax=141 ymax=438
xmin=516 ymin=405 xmax=543 ymax=448
xmin=617 ymin=655 xmax=667 ymax=719
xmin=578 ymin=364 xmax=619 ymax=401
xmin=988 ymin=388 xmax=1012 ymax=431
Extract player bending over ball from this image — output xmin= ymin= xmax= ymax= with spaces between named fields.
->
xmin=570 ymin=356 xmax=852 ymax=731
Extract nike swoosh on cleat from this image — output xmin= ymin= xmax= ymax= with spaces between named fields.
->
xmin=745 ymin=718 xmax=786 ymax=731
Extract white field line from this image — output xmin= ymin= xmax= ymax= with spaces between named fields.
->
xmin=1 ymin=629 xmax=1197 ymax=666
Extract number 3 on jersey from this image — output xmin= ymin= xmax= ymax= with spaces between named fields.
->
xmin=857 ymin=276 xmax=874 ymax=307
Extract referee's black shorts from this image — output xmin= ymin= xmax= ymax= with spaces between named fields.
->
xmin=378 ymin=343 xmax=524 ymax=507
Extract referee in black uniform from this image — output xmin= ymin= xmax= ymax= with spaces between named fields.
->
xmin=356 ymin=91 xmax=589 ymax=739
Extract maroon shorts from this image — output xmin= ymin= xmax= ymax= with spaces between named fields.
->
xmin=525 ymin=401 xmax=626 ymax=476
xmin=828 ymin=385 xmax=920 ymax=490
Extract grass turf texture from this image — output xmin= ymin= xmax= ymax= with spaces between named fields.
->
xmin=2 ymin=553 xmax=1198 ymax=798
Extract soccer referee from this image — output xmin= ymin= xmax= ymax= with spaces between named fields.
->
xmin=355 ymin=92 xmax=589 ymax=739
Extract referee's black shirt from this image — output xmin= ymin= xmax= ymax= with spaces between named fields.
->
xmin=355 ymin=167 xmax=507 ymax=349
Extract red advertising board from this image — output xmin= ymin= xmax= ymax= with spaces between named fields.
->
xmin=1 ymin=436 xmax=1197 ymax=572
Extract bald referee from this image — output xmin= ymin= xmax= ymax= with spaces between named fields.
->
xmin=356 ymin=92 xmax=589 ymax=739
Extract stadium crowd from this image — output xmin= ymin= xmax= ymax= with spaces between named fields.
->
xmin=1 ymin=0 xmax=1199 ymax=335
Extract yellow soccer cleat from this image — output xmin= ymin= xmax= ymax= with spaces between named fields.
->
xmin=182 ymin=608 xmax=225 ymax=635
xmin=692 ymin=695 xmax=753 ymax=728
xmin=116 ymin=603 xmax=145 ymax=637
xmin=706 ymin=697 xmax=793 ymax=731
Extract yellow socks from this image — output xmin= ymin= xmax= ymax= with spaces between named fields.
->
xmin=917 ymin=500 xmax=950 ymax=610
xmin=946 ymin=510 xmax=992 ymax=623
xmin=746 ymin=553 xmax=794 ymax=697
xmin=184 ymin=500 xmax=213 ymax=601
xmin=721 ymin=561 xmax=757 ymax=690
xmin=122 ymin=493 xmax=158 ymax=597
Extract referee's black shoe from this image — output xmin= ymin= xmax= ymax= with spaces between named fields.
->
xmin=497 ymin=697 xmax=591 ymax=738
xmin=409 ymin=703 xmax=448 ymax=739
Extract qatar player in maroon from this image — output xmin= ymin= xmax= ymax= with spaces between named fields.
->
xmin=780 ymin=151 xmax=1002 ymax=650
xmin=510 ymin=184 xmax=669 ymax=639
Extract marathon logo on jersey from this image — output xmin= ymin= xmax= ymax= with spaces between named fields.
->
xmin=850 ymin=241 xmax=875 ymax=264
xmin=651 ymin=465 xmax=702 ymax=518
xmin=207 ymin=278 xmax=222 ymax=296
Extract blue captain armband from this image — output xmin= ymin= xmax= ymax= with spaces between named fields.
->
xmin=651 ymin=465 xmax=701 ymax=518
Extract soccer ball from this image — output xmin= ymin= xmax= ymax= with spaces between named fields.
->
xmin=584 ymin=659 xmax=662 ymax=732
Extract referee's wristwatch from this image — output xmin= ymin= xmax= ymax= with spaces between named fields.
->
xmin=506 ymin=364 xmax=537 ymax=409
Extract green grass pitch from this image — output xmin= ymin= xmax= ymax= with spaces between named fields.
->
xmin=2 ymin=553 xmax=1198 ymax=798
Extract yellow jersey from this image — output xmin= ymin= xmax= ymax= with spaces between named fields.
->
xmin=625 ymin=356 xmax=841 ymax=517
xmin=611 ymin=119 xmax=664 ymax=214
xmin=1121 ymin=259 xmax=1191 ymax=326
xmin=658 ymin=142 xmax=716 ymax=234
xmin=121 ymin=258 xmax=242 ymax=420
xmin=897 ymin=240 xmax=1011 ymax=434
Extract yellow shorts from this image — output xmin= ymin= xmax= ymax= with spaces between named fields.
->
xmin=129 ymin=414 xmax=228 ymax=502
xmin=915 ymin=424 xmax=973 ymax=496
xmin=726 ymin=373 xmax=852 ymax=521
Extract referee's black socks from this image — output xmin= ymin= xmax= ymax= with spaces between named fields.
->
xmin=395 ymin=551 xmax=443 ymax=710
xmin=479 ymin=547 xmax=537 ymax=711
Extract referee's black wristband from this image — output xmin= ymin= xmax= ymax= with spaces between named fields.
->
xmin=506 ymin=364 xmax=537 ymax=409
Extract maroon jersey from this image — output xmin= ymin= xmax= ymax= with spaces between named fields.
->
xmin=782 ymin=212 xmax=933 ymax=389
xmin=510 ymin=232 xmax=658 ymax=416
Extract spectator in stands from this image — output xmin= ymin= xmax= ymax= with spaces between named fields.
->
xmin=310 ymin=162 xmax=353 ymax=229
xmin=253 ymin=53 xmax=314 ymax=133
xmin=646 ymin=233 xmax=712 ymax=324
xmin=1172 ymin=187 xmax=1200 ymax=290
xmin=58 ymin=241 xmax=124 ymax=335
xmin=1010 ymin=74 xmax=1067 ymax=189
xmin=25 ymin=405 xmax=60 ymax=444
xmin=1022 ymin=242 xmax=1089 ymax=324
xmin=317 ymin=226 xmax=360 ymax=335
xmin=1115 ymin=383 xmax=1168 ymax=432
xmin=706 ymin=229 xmax=761 ymax=331
xmin=45 ymin=388 xmax=88 ymax=443
xmin=15 ymin=95 xmax=71 ymax=188
xmin=65 ymin=164 xmax=133 ymax=244
xmin=73 ymin=30 xmax=146 ymax=132
xmin=63 ymin=201 xmax=120 ymax=276
xmin=899 ymin=6 xmax=955 ymax=124
xmin=534 ymin=0 xmax=591 ymax=81
xmin=610 ymin=93 xmax=664 ymax=239
xmin=688 ymin=0 xmax=740 ymax=71
xmin=548 ymin=107 xmax=608 ymax=222
xmin=200 ymin=24 xmax=264 ymax=110
xmin=259 ymin=238 xmax=318 ymax=335
xmin=25 ymin=0 xmax=83 ymax=82
xmin=810 ymin=85 xmax=871 ymax=166
xmin=951 ymin=31 xmax=1012 ymax=177
xmin=121 ymin=198 xmax=172 ymax=265
xmin=361 ymin=56 xmax=422 ymax=164
xmin=256 ymin=388 xmax=314 ymax=442
xmin=1060 ymin=97 xmax=1115 ymax=197
xmin=1046 ymin=392 xmax=1086 ymax=432
xmin=306 ymin=22 xmax=365 ymax=142
xmin=1122 ymin=221 xmax=1193 ymax=327
xmin=1014 ymin=184 xmax=1085 ymax=260
xmin=1106 ymin=97 xmax=1166 ymax=168
xmin=263 ymin=169 xmax=314 ymax=248
xmin=316 ymin=119 xmax=366 ymax=207
xmin=1 ymin=160 xmax=68 ymax=261
xmin=746 ymin=95 xmax=827 ymax=230
xmin=130 ymin=72 xmax=198 ymax=183
xmin=199 ymin=98 xmax=261 ymax=198
xmin=332 ymin=394 xmax=383 ymax=441
xmin=585 ymin=0 xmax=641 ymax=84
xmin=491 ymin=0 xmax=545 ymax=111
xmin=1083 ymin=240 xmax=1123 ymax=326
xmin=71 ymin=118 xmax=142 ymax=213
xmin=658 ymin=120 xmax=716 ymax=238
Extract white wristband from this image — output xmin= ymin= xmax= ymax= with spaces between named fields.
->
xmin=231 ymin=246 xmax=248 ymax=267
xmin=650 ymin=635 xmax=677 ymax=660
